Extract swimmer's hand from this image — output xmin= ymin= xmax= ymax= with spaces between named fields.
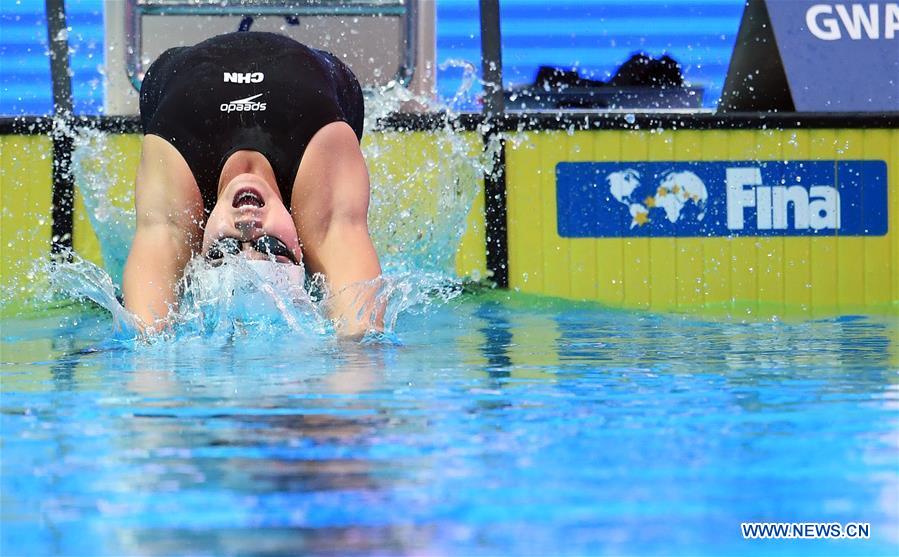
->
xmin=130 ymin=315 xmax=170 ymax=340
xmin=112 ymin=307 xmax=154 ymax=340
xmin=123 ymin=218 xmax=197 ymax=332
xmin=327 ymin=276 xmax=386 ymax=339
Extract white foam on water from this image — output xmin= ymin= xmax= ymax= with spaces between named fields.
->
xmin=179 ymin=256 xmax=323 ymax=336
xmin=41 ymin=249 xmax=463 ymax=343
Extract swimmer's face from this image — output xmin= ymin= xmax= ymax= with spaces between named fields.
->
xmin=202 ymin=174 xmax=302 ymax=265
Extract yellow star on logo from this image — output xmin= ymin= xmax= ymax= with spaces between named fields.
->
xmin=657 ymin=186 xmax=668 ymax=197
xmin=644 ymin=196 xmax=656 ymax=208
xmin=634 ymin=211 xmax=650 ymax=226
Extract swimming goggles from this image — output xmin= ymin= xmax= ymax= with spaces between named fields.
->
xmin=206 ymin=235 xmax=299 ymax=265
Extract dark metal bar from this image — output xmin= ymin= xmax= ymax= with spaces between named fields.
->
xmin=45 ymin=0 xmax=75 ymax=254
xmin=479 ymin=0 xmax=504 ymax=119
xmin=4 ymin=111 xmax=899 ymax=137
xmin=479 ymin=0 xmax=508 ymax=288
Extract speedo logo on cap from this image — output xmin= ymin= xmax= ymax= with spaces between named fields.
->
xmin=220 ymin=93 xmax=267 ymax=113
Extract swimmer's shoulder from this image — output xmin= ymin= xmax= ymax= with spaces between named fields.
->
xmin=135 ymin=134 xmax=200 ymax=213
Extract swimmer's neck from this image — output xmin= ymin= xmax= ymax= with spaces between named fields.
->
xmin=217 ymin=150 xmax=280 ymax=199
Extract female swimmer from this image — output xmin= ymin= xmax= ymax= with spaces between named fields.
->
xmin=123 ymin=31 xmax=381 ymax=336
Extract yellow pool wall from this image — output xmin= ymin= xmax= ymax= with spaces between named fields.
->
xmin=2 ymin=126 xmax=897 ymax=318
xmin=505 ymin=128 xmax=898 ymax=317
xmin=0 ymin=131 xmax=488 ymax=303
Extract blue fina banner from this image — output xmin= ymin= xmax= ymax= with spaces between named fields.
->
xmin=765 ymin=0 xmax=899 ymax=111
xmin=555 ymin=161 xmax=888 ymax=238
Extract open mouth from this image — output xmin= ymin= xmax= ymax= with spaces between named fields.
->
xmin=233 ymin=188 xmax=265 ymax=209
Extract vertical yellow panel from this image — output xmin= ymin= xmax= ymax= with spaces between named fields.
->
xmin=809 ymin=130 xmax=839 ymax=316
xmin=781 ymin=129 xmax=812 ymax=314
xmin=673 ymin=130 xmax=705 ymax=310
xmin=727 ymin=131 xmax=760 ymax=315
xmin=647 ymin=130 xmax=677 ymax=311
xmin=505 ymin=135 xmax=523 ymax=289
xmin=567 ymin=131 xmax=597 ymax=301
xmin=541 ymin=133 xmax=570 ymax=298
xmin=890 ymin=129 xmax=899 ymax=308
xmin=835 ymin=130 xmax=866 ymax=312
xmin=593 ymin=131 xmax=624 ymax=307
xmin=860 ymin=130 xmax=892 ymax=309
xmin=755 ymin=130 xmax=785 ymax=315
xmin=454 ymin=178 xmax=487 ymax=279
xmin=0 ymin=135 xmax=53 ymax=298
xmin=700 ymin=131 xmax=731 ymax=310
xmin=620 ymin=131 xmax=650 ymax=309
xmin=461 ymin=132 xmax=487 ymax=279
xmin=408 ymin=132 xmax=437 ymax=219
xmin=506 ymin=134 xmax=545 ymax=294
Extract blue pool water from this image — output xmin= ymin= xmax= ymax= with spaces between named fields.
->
xmin=2 ymin=294 xmax=897 ymax=556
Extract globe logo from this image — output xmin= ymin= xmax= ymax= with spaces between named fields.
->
xmin=606 ymin=169 xmax=709 ymax=229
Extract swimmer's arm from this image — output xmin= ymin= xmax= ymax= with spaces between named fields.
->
xmin=123 ymin=135 xmax=204 ymax=332
xmin=123 ymin=223 xmax=197 ymax=330
xmin=315 ymin=224 xmax=384 ymax=338
xmin=292 ymin=122 xmax=384 ymax=338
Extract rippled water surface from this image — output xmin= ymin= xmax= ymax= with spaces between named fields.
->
xmin=2 ymin=295 xmax=898 ymax=556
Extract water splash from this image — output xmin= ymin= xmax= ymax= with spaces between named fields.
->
xmin=177 ymin=256 xmax=324 ymax=338
xmin=71 ymin=126 xmax=136 ymax=285
xmin=10 ymin=74 xmax=490 ymax=338
xmin=362 ymin=72 xmax=498 ymax=274
xmin=438 ymin=59 xmax=479 ymax=111
xmin=40 ymin=249 xmax=462 ymax=344
xmin=43 ymin=250 xmax=140 ymax=337
xmin=60 ymin=74 xmax=494 ymax=278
